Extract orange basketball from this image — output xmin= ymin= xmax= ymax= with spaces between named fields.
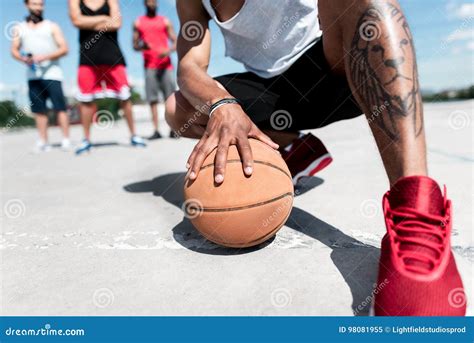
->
xmin=183 ymin=138 xmax=294 ymax=248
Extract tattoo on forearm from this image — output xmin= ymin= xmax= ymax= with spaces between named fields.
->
xmin=349 ymin=3 xmax=423 ymax=141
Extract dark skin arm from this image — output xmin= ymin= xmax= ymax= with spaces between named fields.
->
xmin=176 ymin=0 xmax=278 ymax=184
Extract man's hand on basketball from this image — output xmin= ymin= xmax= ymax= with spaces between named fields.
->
xmin=186 ymin=105 xmax=278 ymax=184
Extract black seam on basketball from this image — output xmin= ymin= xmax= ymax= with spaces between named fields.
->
xmin=205 ymin=205 xmax=292 ymax=248
xmin=200 ymin=159 xmax=291 ymax=180
xmin=190 ymin=192 xmax=293 ymax=212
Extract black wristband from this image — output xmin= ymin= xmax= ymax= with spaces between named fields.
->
xmin=208 ymin=98 xmax=241 ymax=117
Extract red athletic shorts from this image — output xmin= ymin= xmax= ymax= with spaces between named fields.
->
xmin=76 ymin=64 xmax=131 ymax=102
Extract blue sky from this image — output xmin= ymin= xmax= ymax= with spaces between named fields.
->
xmin=0 ymin=0 xmax=473 ymax=104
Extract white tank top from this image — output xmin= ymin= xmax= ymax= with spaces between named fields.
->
xmin=19 ymin=20 xmax=64 ymax=81
xmin=202 ymin=0 xmax=322 ymax=78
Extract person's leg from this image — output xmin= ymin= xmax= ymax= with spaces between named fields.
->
xmin=79 ymin=101 xmax=96 ymax=140
xmin=319 ymin=0 xmax=426 ymax=186
xmin=159 ymin=69 xmax=177 ymax=103
xmin=159 ymin=69 xmax=180 ymax=138
xmin=74 ymin=101 xmax=95 ymax=154
xmin=57 ymin=111 xmax=70 ymax=139
xmin=165 ymin=90 xmax=208 ymax=139
xmin=318 ymin=0 xmax=465 ymax=316
xmin=28 ymin=80 xmax=49 ymax=144
xmin=105 ymin=65 xmax=140 ymax=139
xmin=145 ymin=68 xmax=160 ymax=135
xmin=150 ymin=101 xmax=159 ymax=131
xmin=35 ymin=114 xmax=48 ymax=142
xmin=76 ymin=65 xmax=102 ymax=142
xmin=120 ymin=99 xmax=136 ymax=136
xmin=46 ymin=80 xmax=70 ymax=140
xmin=262 ymin=130 xmax=299 ymax=148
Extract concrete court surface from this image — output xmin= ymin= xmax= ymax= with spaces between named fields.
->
xmin=1 ymin=100 xmax=472 ymax=316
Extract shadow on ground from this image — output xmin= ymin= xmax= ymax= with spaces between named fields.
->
xmin=49 ymin=141 xmax=120 ymax=149
xmin=124 ymin=172 xmax=380 ymax=315
xmin=61 ymin=141 xmax=149 ymax=151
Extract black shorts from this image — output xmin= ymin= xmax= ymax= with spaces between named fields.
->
xmin=214 ymin=38 xmax=362 ymax=131
xmin=28 ymin=79 xmax=67 ymax=114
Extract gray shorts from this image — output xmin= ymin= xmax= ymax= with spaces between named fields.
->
xmin=145 ymin=68 xmax=176 ymax=103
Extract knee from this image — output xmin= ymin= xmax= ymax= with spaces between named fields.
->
xmin=165 ymin=91 xmax=202 ymax=138
xmin=164 ymin=92 xmax=179 ymax=130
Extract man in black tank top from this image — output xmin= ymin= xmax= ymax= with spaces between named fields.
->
xmin=69 ymin=0 xmax=146 ymax=154
xmin=77 ymin=0 xmax=125 ymax=66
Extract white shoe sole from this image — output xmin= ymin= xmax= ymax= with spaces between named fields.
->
xmin=292 ymin=153 xmax=332 ymax=185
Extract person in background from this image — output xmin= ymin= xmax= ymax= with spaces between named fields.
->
xmin=11 ymin=0 xmax=71 ymax=152
xmin=69 ymin=0 xmax=146 ymax=155
xmin=133 ymin=0 xmax=178 ymax=139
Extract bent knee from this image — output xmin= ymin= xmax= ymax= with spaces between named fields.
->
xmin=164 ymin=92 xmax=178 ymax=128
xmin=165 ymin=91 xmax=206 ymax=138
xmin=165 ymin=92 xmax=188 ymax=130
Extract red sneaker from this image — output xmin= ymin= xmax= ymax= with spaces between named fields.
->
xmin=374 ymin=176 xmax=466 ymax=316
xmin=280 ymin=133 xmax=333 ymax=185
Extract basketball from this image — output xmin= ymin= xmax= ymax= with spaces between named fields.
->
xmin=183 ymin=138 xmax=294 ymax=248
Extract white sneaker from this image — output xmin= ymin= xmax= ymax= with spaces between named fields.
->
xmin=61 ymin=138 xmax=72 ymax=151
xmin=131 ymin=135 xmax=147 ymax=147
xmin=75 ymin=139 xmax=92 ymax=155
xmin=35 ymin=140 xmax=51 ymax=153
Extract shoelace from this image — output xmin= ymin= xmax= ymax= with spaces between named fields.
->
xmin=386 ymin=206 xmax=448 ymax=274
